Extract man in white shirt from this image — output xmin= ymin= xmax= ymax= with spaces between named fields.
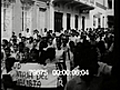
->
xmin=25 ymin=28 xmax=31 ymax=39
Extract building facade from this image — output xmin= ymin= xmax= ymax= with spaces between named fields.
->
xmin=1 ymin=0 xmax=110 ymax=40
xmin=106 ymin=0 xmax=114 ymax=29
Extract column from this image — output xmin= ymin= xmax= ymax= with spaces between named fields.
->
xmin=32 ymin=3 xmax=37 ymax=31
xmin=63 ymin=13 xmax=67 ymax=30
xmin=71 ymin=12 xmax=75 ymax=29
xmin=48 ymin=2 xmax=54 ymax=31
xmin=13 ymin=0 xmax=22 ymax=35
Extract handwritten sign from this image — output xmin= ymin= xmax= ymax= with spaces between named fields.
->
xmin=16 ymin=63 xmax=58 ymax=88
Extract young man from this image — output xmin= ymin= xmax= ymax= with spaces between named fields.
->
xmin=25 ymin=28 xmax=31 ymax=39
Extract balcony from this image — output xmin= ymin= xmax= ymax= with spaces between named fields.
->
xmin=96 ymin=2 xmax=107 ymax=10
xmin=53 ymin=0 xmax=95 ymax=10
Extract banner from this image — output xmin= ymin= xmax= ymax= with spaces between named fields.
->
xmin=16 ymin=63 xmax=58 ymax=88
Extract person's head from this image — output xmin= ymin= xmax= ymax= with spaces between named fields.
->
xmin=18 ymin=42 xmax=25 ymax=52
xmin=23 ymin=47 xmax=29 ymax=54
xmin=56 ymin=36 xmax=61 ymax=42
xmin=12 ymin=35 xmax=17 ymax=40
xmin=61 ymin=35 xmax=68 ymax=45
xmin=89 ymin=33 xmax=95 ymax=41
xmin=29 ymin=37 xmax=33 ymax=43
xmin=44 ymin=28 xmax=47 ymax=32
xmin=12 ymin=31 xmax=15 ymax=36
xmin=56 ymin=37 xmax=62 ymax=50
xmin=21 ymin=36 xmax=26 ymax=43
xmin=22 ymin=47 xmax=30 ymax=60
xmin=30 ymin=49 xmax=39 ymax=60
xmin=37 ymin=35 xmax=41 ymax=42
xmin=13 ymin=44 xmax=18 ymax=52
xmin=4 ymin=47 xmax=11 ymax=57
xmin=12 ymin=38 xmax=17 ymax=44
xmin=42 ymin=37 xmax=48 ymax=42
xmin=39 ymin=41 xmax=48 ymax=51
xmin=49 ymin=30 xmax=53 ymax=33
xmin=2 ymin=39 xmax=8 ymax=48
xmin=52 ymin=33 xmax=56 ymax=38
xmin=48 ymin=37 xmax=53 ymax=45
xmin=19 ymin=33 xmax=22 ymax=38
xmin=26 ymin=28 xmax=29 ymax=32
xmin=33 ymin=39 xmax=38 ymax=47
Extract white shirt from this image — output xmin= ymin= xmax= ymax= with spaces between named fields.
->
xmin=25 ymin=32 xmax=31 ymax=38
xmin=33 ymin=33 xmax=38 ymax=39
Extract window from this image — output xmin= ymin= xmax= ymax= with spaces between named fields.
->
xmin=82 ymin=16 xmax=85 ymax=30
xmin=98 ymin=18 xmax=101 ymax=28
xmin=75 ymin=15 xmax=78 ymax=30
xmin=22 ymin=10 xmax=24 ymax=31
xmin=3 ymin=8 xmax=6 ymax=31
xmin=54 ymin=12 xmax=63 ymax=32
xmin=108 ymin=0 xmax=112 ymax=9
xmin=93 ymin=15 xmax=96 ymax=26
xmin=103 ymin=16 xmax=105 ymax=28
xmin=67 ymin=13 xmax=71 ymax=30
xmin=107 ymin=16 xmax=114 ymax=28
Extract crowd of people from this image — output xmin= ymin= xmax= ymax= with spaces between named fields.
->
xmin=1 ymin=27 xmax=117 ymax=90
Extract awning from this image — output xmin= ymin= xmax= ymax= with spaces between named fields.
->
xmin=53 ymin=0 xmax=95 ymax=10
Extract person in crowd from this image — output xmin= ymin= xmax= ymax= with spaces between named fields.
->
xmin=10 ymin=32 xmax=17 ymax=40
xmin=21 ymin=36 xmax=27 ymax=44
xmin=43 ymin=28 xmax=48 ymax=37
xmin=10 ymin=38 xmax=18 ymax=52
xmin=97 ymin=40 xmax=106 ymax=56
xmin=32 ymin=39 xmax=39 ymax=50
xmin=64 ymin=42 xmax=112 ymax=90
xmin=25 ymin=28 xmax=31 ymax=40
xmin=17 ymin=33 xmax=22 ymax=43
xmin=20 ymin=47 xmax=30 ymax=63
xmin=33 ymin=29 xmax=39 ymax=39
xmin=69 ymin=41 xmax=75 ymax=70
xmin=28 ymin=48 xmax=39 ymax=63
xmin=55 ymin=30 xmax=61 ymax=37
xmin=45 ymin=48 xmax=56 ymax=64
xmin=61 ymin=35 xmax=69 ymax=51
xmin=47 ymin=37 xmax=54 ymax=48
xmin=1 ymin=39 xmax=9 ymax=50
xmin=1 ymin=27 xmax=115 ymax=90
xmin=26 ymin=36 xmax=33 ymax=50
xmin=36 ymin=35 xmax=41 ymax=50
xmin=39 ymin=40 xmax=48 ymax=65
xmin=1 ymin=51 xmax=5 ymax=75
xmin=11 ymin=44 xmax=19 ymax=59
xmin=55 ymin=36 xmax=67 ymax=72
xmin=36 ymin=35 xmax=41 ymax=43
xmin=1 ymin=39 xmax=9 ymax=61
xmin=4 ymin=47 xmax=16 ymax=73
xmin=54 ymin=36 xmax=67 ymax=87
xmin=16 ymin=42 xmax=25 ymax=62
xmin=69 ymin=32 xmax=78 ymax=46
